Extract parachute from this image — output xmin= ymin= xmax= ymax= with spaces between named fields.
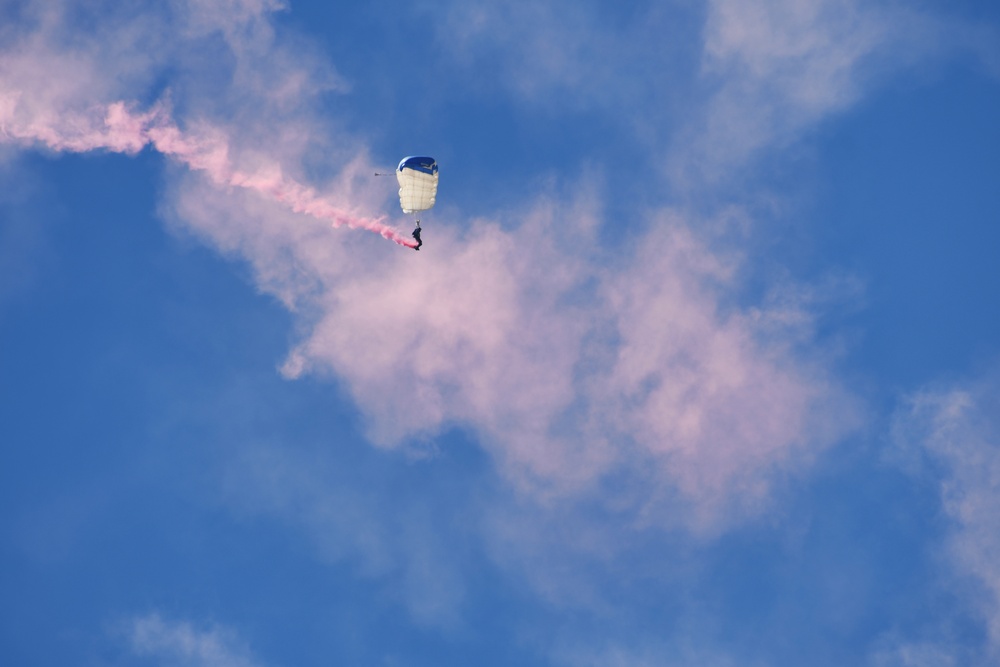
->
xmin=396 ymin=156 xmax=438 ymax=220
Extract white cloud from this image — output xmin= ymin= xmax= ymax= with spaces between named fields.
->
xmin=433 ymin=1 xmax=660 ymax=101
xmin=426 ymin=0 xmax=702 ymax=152
xmin=869 ymin=640 xmax=961 ymax=667
xmin=127 ymin=613 xmax=264 ymax=667
xmin=672 ymin=0 xmax=893 ymax=186
xmin=416 ymin=0 xmax=1000 ymax=205
xmin=669 ymin=0 xmax=1000 ymax=189
xmin=219 ymin=441 xmax=469 ymax=629
xmin=889 ymin=372 xmax=1000 ymax=662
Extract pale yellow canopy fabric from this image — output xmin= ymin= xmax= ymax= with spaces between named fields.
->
xmin=396 ymin=156 xmax=438 ymax=214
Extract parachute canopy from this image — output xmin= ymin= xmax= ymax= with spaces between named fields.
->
xmin=396 ymin=156 xmax=438 ymax=214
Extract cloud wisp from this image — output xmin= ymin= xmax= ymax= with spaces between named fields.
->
xmin=127 ymin=613 xmax=265 ymax=667
xmin=0 ymin=97 xmax=416 ymax=247
xmin=891 ymin=375 xmax=1000 ymax=662
xmin=7 ymin=2 xmax=1000 ymax=663
xmin=0 ymin=0 xmax=859 ymax=531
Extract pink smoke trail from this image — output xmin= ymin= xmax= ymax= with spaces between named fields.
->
xmin=1 ymin=97 xmax=418 ymax=248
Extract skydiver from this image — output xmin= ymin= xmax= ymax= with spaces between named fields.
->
xmin=412 ymin=222 xmax=422 ymax=251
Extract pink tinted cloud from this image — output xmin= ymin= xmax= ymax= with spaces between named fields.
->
xmin=170 ymin=165 xmax=855 ymax=524
xmin=0 ymin=97 xmax=415 ymax=247
xmin=600 ymin=220 xmax=853 ymax=521
xmin=4 ymin=73 xmax=855 ymax=526
xmin=1 ymin=0 xmax=860 ymax=530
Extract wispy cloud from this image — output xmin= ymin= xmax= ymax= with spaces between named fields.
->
xmin=869 ymin=640 xmax=964 ymax=667
xmin=551 ymin=641 xmax=746 ymax=667
xmin=431 ymin=1 xmax=697 ymax=107
xmin=7 ymin=0 xmax=988 ymax=556
xmin=671 ymin=0 xmax=903 ymax=186
xmin=1 ymin=0 xmax=860 ymax=531
xmin=2 ymin=97 xmax=413 ymax=245
xmin=889 ymin=372 xmax=1000 ymax=663
xmin=685 ymin=0 xmax=1000 ymax=188
xmin=220 ymin=441 xmax=469 ymax=628
xmin=4 ymin=1 xmax=1000 ymax=663
xmin=243 ymin=189 xmax=854 ymax=523
xmin=127 ymin=613 xmax=264 ymax=667
xmin=421 ymin=0 xmax=999 ymax=194
xmin=0 ymin=0 xmax=409 ymax=247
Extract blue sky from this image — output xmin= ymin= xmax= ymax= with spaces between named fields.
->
xmin=2 ymin=1 xmax=1000 ymax=666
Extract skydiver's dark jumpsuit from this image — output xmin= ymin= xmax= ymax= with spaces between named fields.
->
xmin=412 ymin=225 xmax=422 ymax=251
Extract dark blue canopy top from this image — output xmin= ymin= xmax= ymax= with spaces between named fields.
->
xmin=397 ymin=156 xmax=438 ymax=175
